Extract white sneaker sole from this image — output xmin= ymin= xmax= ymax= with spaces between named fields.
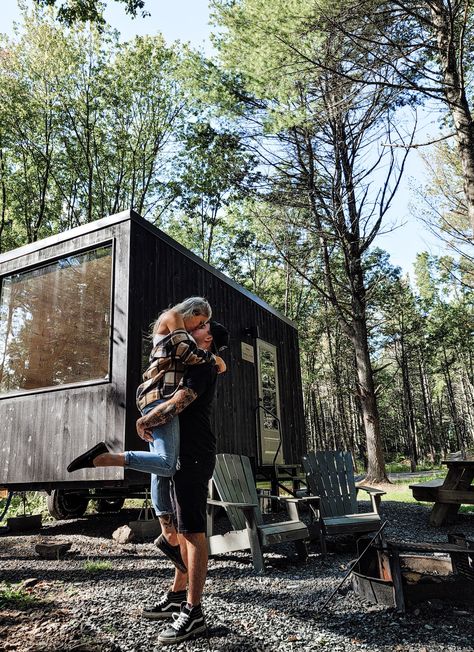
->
xmin=141 ymin=610 xmax=176 ymax=620
xmin=157 ymin=623 xmax=208 ymax=645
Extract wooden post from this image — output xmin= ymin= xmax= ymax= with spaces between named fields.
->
xmin=389 ymin=549 xmax=406 ymax=613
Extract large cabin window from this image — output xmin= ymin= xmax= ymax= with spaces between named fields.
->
xmin=0 ymin=244 xmax=113 ymax=395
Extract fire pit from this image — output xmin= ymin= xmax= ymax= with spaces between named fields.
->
xmin=351 ymin=534 xmax=474 ymax=612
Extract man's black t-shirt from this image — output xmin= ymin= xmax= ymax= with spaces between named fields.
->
xmin=178 ymin=363 xmax=217 ymax=468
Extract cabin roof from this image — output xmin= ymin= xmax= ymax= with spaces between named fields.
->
xmin=0 ymin=209 xmax=296 ymax=328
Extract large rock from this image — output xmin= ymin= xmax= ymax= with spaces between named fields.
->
xmin=35 ymin=541 xmax=72 ymax=559
xmin=112 ymin=525 xmax=135 ymax=544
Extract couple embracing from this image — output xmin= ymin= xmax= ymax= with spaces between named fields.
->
xmin=68 ymin=297 xmax=229 ymax=645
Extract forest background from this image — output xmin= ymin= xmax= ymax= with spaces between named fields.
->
xmin=0 ymin=0 xmax=472 ymax=482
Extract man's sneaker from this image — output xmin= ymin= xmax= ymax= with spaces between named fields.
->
xmin=157 ymin=602 xmax=207 ymax=645
xmin=142 ymin=590 xmax=187 ymax=620
xmin=154 ymin=534 xmax=187 ymax=573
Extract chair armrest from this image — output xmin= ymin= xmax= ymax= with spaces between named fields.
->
xmin=284 ymin=495 xmax=320 ymax=521
xmin=259 ymin=494 xmax=320 ymax=520
xmin=207 ymin=498 xmax=258 ymax=509
xmin=206 ymin=498 xmax=259 ymax=538
xmin=258 ymin=493 xmax=318 ymax=504
xmin=275 ymin=495 xmax=320 ymax=506
xmin=261 ymin=493 xmax=291 ymax=502
xmin=357 ymin=485 xmax=385 ymax=513
xmin=357 ymin=486 xmax=386 ymax=496
xmin=295 ymin=488 xmax=310 ymax=498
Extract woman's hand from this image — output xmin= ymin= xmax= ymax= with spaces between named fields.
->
xmin=215 ymin=356 xmax=226 ymax=374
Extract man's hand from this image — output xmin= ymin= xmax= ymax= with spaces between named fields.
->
xmin=136 ymin=401 xmax=177 ymax=441
xmin=136 ymin=388 xmax=198 ymax=441
xmin=215 ymin=356 xmax=226 ymax=374
xmin=136 ymin=418 xmax=154 ymax=443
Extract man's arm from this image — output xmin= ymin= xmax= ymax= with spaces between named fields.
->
xmin=136 ymin=387 xmax=197 ymax=441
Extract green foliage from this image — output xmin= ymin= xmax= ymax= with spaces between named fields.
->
xmin=0 ymin=583 xmax=38 ymax=609
xmin=417 ymin=141 xmax=474 ymax=264
xmin=374 ymin=252 xmax=474 ymax=463
xmin=0 ymin=492 xmax=51 ymax=520
xmin=83 ymin=559 xmax=113 ymax=572
xmin=0 ymin=7 xmax=192 ymax=249
xmin=33 ymin=0 xmax=148 ymax=28
xmin=0 ymin=2 xmax=472 ymax=474
xmin=213 ymin=0 xmax=323 ymax=106
xmin=384 ymin=459 xmax=443 ymax=474
xmin=163 ymin=122 xmax=257 ymax=263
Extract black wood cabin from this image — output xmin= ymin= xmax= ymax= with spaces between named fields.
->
xmin=0 ymin=210 xmax=305 ymax=496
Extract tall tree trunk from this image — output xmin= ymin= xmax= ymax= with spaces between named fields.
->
xmin=309 ymin=389 xmax=321 ymax=450
xmin=460 ymin=372 xmax=474 ymax=444
xmin=399 ymin=335 xmax=418 ymax=471
xmin=0 ymin=141 xmax=8 ymax=254
xmin=325 ymin=318 xmax=351 ymax=450
xmin=442 ymin=345 xmax=462 ymax=450
xmin=351 ymin=320 xmax=387 ymax=483
xmin=347 ymin=391 xmax=359 ymax=470
xmin=430 ymin=1 xmax=474 ymax=232
xmin=317 ymin=387 xmax=328 ymax=448
xmin=418 ymin=355 xmax=436 ymax=462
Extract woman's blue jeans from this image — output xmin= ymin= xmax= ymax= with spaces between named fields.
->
xmin=124 ymin=400 xmax=179 ymax=516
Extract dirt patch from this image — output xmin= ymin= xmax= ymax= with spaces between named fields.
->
xmin=0 ymin=580 xmax=117 ymax=652
xmin=1 ymin=504 xmax=474 ymax=652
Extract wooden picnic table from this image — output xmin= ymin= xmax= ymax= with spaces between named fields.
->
xmin=410 ymin=457 xmax=474 ymax=526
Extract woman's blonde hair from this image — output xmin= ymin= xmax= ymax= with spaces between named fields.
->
xmin=153 ymin=297 xmax=212 ymax=334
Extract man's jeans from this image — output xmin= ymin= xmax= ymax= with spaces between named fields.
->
xmin=125 ymin=400 xmax=179 ymax=516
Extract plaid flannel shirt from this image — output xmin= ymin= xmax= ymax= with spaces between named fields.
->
xmin=136 ymin=328 xmax=216 ymax=410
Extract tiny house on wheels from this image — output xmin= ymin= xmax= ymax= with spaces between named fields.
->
xmin=0 ymin=210 xmax=305 ymax=518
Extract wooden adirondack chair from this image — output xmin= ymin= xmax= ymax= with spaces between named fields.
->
xmin=207 ymin=453 xmax=319 ymax=572
xmin=302 ymin=450 xmax=385 ymax=553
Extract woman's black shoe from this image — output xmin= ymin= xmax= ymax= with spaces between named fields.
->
xmin=67 ymin=442 xmax=109 ymax=472
xmin=154 ymin=534 xmax=187 ymax=573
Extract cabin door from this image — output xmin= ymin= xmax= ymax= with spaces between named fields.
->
xmin=256 ymin=339 xmax=284 ymax=465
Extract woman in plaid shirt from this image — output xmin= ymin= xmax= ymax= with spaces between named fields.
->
xmin=68 ymin=297 xmax=225 ymax=568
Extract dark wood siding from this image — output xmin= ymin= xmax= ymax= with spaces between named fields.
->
xmin=127 ymin=218 xmax=306 ymax=469
xmin=0 ymin=222 xmax=130 ymax=485
xmin=0 ymin=210 xmax=305 ymax=488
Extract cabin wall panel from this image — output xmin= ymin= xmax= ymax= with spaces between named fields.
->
xmin=0 ymin=223 xmax=130 ymax=485
xmin=0 ymin=212 xmax=305 ymax=487
xmin=127 ymin=221 xmax=305 ymax=467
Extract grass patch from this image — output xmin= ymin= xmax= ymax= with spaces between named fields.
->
xmin=83 ymin=559 xmax=113 ymax=573
xmin=459 ymin=505 xmax=474 ymax=514
xmin=384 ymin=461 xmax=443 ymax=473
xmin=389 ymin=470 xmax=445 ymax=486
xmin=0 ymin=583 xmax=38 ymax=609
xmin=379 ymin=482 xmax=420 ymax=503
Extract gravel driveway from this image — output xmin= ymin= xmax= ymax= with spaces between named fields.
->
xmin=1 ymin=500 xmax=473 ymax=652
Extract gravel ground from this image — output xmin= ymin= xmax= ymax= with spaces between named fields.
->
xmin=1 ymin=500 xmax=473 ymax=652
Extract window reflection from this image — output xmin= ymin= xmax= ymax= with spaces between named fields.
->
xmin=259 ymin=349 xmax=279 ymax=430
xmin=0 ymin=245 xmax=113 ymax=394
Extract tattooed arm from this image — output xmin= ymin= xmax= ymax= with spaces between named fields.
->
xmin=136 ymin=387 xmax=198 ymax=442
